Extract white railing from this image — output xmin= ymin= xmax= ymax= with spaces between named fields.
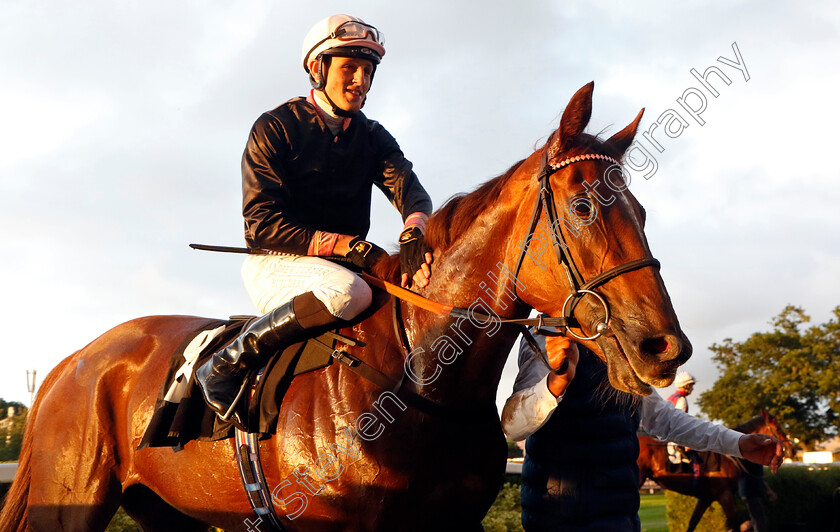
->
xmin=0 ymin=463 xmax=18 ymax=483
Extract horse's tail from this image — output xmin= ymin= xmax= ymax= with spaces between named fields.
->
xmin=0 ymin=353 xmax=76 ymax=531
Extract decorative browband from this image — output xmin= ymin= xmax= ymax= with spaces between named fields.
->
xmin=549 ymin=153 xmax=621 ymax=170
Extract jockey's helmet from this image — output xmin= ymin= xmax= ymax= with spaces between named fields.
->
xmin=674 ymin=371 xmax=696 ymax=389
xmin=301 ymin=14 xmax=385 ymax=90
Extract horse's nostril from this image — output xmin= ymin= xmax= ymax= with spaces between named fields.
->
xmin=640 ymin=336 xmax=670 ymax=356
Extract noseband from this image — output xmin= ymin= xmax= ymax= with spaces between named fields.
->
xmin=511 ymin=149 xmax=661 ymax=341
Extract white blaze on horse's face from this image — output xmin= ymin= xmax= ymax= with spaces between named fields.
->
xmin=516 ymin=82 xmax=692 ymax=395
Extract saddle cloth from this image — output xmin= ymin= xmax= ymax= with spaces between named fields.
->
xmin=138 ymin=317 xmax=335 ymax=451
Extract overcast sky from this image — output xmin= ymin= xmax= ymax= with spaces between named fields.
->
xmin=2 ymin=0 xmax=838 ymax=418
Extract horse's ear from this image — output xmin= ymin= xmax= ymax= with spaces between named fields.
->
xmin=555 ymin=81 xmax=595 ymax=153
xmin=605 ymin=108 xmax=645 ymax=156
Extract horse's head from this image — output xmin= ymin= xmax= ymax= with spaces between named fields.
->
xmin=511 ymin=81 xmax=691 ymax=394
xmin=761 ymin=409 xmax=796 ymax=458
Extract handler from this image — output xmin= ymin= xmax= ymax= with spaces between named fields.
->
xmin=196 ymin=14 xmax=434 ymax=418
xmin=502 ymin=334 xmax=784 ymax=532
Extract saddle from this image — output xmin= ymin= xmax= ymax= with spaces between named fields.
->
xmin=138 ymin=317 xmax=345 ymax=450
xmin=138 ymin=289 xmax=397 ymax=450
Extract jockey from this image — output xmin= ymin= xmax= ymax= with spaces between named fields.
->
xmin=667 ymin=371 xmax=699 ymax=472
xmin=668 ymin=371 xmax=696 ymax=412
xmin=196 ymin=14 xmax=434 ymax=419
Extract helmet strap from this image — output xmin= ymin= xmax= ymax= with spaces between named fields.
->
xmin=323 ymin=89 xmax=357 ymax=118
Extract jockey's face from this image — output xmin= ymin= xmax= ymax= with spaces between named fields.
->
xmin=321 ymin=56 xmax=373 ymax=113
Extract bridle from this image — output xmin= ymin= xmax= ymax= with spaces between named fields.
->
xmin=189 ymin=146 xmax=659 ymax=348
xmin=510 ymin=146 xmax=662 ymax=341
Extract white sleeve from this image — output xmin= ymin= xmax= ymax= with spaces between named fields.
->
xmin=500 ymin=335 xmax=562 ymax=441
xmin=674 ymin=395 xmax=688 ymax=412
xmin=640 ymin=392 xmax=743 ymax=457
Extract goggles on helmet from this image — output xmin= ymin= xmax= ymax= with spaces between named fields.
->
xmin=304 ymin=21 xmax=384 ymax=68
xmin=329 ymin=21 xmax=383 ymax=46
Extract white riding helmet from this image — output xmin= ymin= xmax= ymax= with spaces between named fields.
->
xmin=674 ymin=371 xmax=696 ymax=388
xmin=301 ymin=14 xmax=386 ymax=83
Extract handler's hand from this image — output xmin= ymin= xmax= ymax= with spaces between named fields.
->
xmin=739 ymin=434 xmax=784 ymax=474
xmin=545 ymin=336 xmax=580 ymax=398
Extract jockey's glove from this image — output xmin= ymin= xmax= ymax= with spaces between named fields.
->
xmin=345 ymin=237 xmax=388 ymax=272
xmin=398 ymin=226 xmax=432 ymax=286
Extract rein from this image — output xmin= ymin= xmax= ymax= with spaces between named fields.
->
xmin=193 ymin=153 xmax=660 ymax=371
xmin=360 ymin=273 xmax=574 ymax=330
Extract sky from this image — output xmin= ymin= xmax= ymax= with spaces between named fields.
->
xmin=1 ymin=0 xmax=838 ymax=419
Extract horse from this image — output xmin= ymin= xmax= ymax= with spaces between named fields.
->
xmin=637 ymin=410 xmax=794 ymax=532
xmin=0 ymin=81 xmax=692 ymax=531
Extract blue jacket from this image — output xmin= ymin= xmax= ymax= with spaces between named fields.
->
xmin=521 ymin=348 xmax=642 ymax=531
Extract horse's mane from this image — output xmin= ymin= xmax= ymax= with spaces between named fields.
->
xmin=424 ymin=159 xmax=526 ymax=252
xmin=423 ymin=131 xmax=611 ymax=250
xmin=733 ymin=414 xmax=764 ymax=434
xmin=372 ymin=132 xmax=607 ymax=283
xmin=374 ymin=159 xmax=526 ymax=283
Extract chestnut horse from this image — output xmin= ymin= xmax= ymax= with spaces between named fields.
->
xmin=0 ymin=82 xmax=691 ymax=531
xmin=637 ymin=410 xmax=793 ymax=532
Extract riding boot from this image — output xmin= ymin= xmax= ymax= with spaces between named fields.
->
xmin=195 ymin=292 xmax=337 ymax=417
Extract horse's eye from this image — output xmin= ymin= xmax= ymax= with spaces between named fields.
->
xmin=570 ymin=196 xmax=596 ymax=222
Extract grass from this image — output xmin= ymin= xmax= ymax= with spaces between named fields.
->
xmin=639 ymin=493 xmax=668 ymax=532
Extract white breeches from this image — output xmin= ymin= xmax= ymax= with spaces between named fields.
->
xmin=241 ymin=254 xmax=372 ymax=319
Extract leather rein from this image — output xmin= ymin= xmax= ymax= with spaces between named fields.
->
xmin=366 ymin=150 xmax=660 ymax=350
xmin=193 ymin=151 xmax=659 ymax=369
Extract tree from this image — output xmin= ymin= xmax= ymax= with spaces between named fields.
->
xmin=697 ymin=305 xmax=840 ymax=448
xmin=0 ymin=400 xmax=27 ymax=462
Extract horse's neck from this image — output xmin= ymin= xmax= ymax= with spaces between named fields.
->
xmin=734 ymin=416 xmax=764 ymax=434
xmin=403 ymin=185 xmax=531 ymax=406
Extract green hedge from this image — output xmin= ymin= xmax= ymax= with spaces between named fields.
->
xmin=482 ymin=482 xmax=525 ymax=532
xmin=764 ymin=464 xmax=840 ymax=531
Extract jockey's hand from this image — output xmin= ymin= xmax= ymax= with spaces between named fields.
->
xmin=344 ymin=237 xmax=388 ymax=272
xmin=545 ymin=336 xmax=579 ymax=398
xmin=739 ymin=434 xmax=784 ymax=474
xmin=399 ymin=226 xmax=433 ymax=289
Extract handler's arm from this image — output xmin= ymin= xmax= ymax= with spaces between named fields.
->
xmin=501 ymin=335 xmax=578 ymax=441
xmin=640 ymin=393 xmax=783 ymax=472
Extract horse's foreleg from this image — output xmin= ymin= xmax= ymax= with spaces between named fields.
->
xmin=685 ymin=497 xmax=711 ymax=532
xmin=121 ymin=484 xmax=210 ymax=532
xmin=717 ymin=489 xmax=741 ymax=532
xmin=27 ymin=464 xmax=122 ymax=532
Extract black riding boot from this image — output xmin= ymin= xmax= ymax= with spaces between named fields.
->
xmin=195 ymin=292 xmax=336 ymax=418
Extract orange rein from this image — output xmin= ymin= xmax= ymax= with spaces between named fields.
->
xmin=360 ymin=272 xmax=454 ymax=316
